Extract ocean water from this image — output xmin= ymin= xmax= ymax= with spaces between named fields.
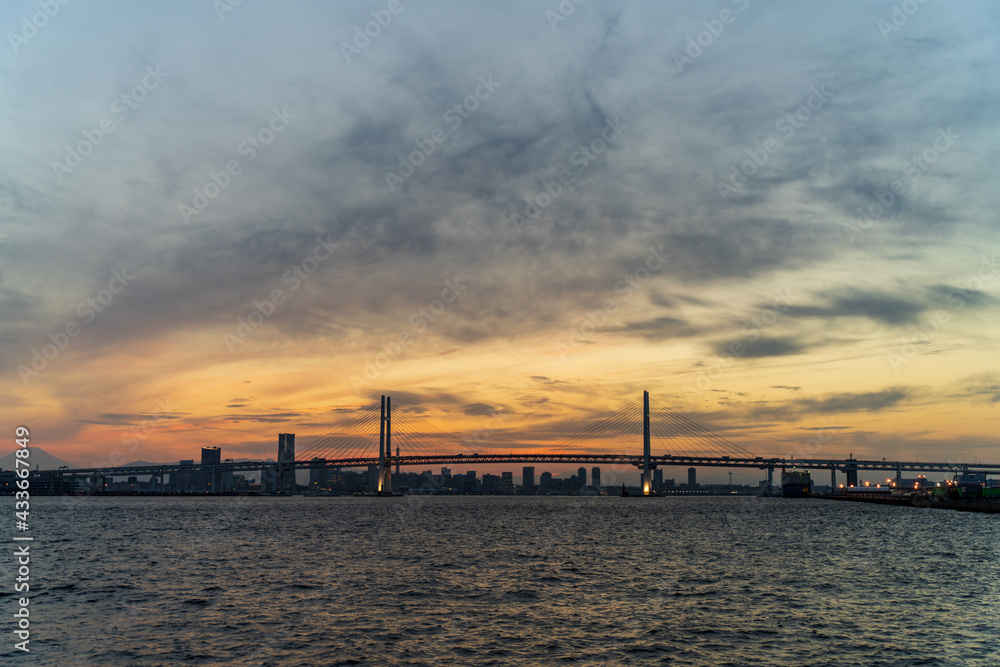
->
xmin=4 ymin=495 xmax=1000 ymax=666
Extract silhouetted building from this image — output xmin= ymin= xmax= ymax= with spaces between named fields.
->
xmin=201 ymin=446 xmax=221 ymax=493
xmin=174 ymin=459 xmax=195 ymax=492
xmin=522 ymin=466 xmax=535 ymax=494
xmin=309 ymin=458 xmax=329 ymax=490
xmin=278 ymin=433 xmax=296 ymax=493
xmin=688 ymin=467 xmax=697 ymax=488
xmin=482 ymin=473 xmax=500 ymax=494
xmin=540 ymin=471 xmax=552 ymax=493
xmin=577 ymin=467 xmax=587 ymax=490
xmin=501 ymin=472 xmax=513 ymax=494
xmin=653 ymin=469 xmax=663 ymax=492
xmin=261 ymin=464 xmax=276 ymax=493
xmin=591 ymin=467 xmax=601 ymax=491
xmin=367 ymin=465 xmax=380 ymax=492
xmin=465 ymin=470 xmax=477 ymax=493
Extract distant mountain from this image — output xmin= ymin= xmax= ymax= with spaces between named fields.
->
xmin=0 ymin=447 xmax=74 ymax=471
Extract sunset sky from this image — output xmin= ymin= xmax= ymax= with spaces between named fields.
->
xmin=2 ymin=0 xmax=998 ymax=482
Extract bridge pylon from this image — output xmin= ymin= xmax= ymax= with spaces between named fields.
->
xmin=377 ymin=395 xmax=393 ymax=494
xmin=642 ymin=390 xmax=652 ymax=495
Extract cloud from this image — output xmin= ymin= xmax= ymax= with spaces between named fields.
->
xmin=462 ymin=402 xmax=503 ymax=416
xmin=713 ymin=336 xmax=806 ymax=358
xmin=785 ymin=290 xmax=926 ymax=325
xmin=949 ymin=373 xmax=1000 ymax=403
xmin=617 ymin=316 xmax=703 ymax=341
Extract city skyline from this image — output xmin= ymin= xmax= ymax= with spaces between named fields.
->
xmin=2 ymin=1 xmax=999 ymax=474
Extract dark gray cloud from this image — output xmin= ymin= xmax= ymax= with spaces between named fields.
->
xmin=749 ymin=387 xmax=913 ymax=420
xmin=712 ymin=336 xmax=805 ymax=358
xmin=785 ymin=291 xmax=925 ymax=325
xmin=948 ymin=373 xmax=1000 ymax=403
xmin=463 ymin=403 xmax=502 ymax=417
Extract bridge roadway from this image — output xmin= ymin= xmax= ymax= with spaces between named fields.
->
xmin=48 ymin=453 xmax=1000 ymax=479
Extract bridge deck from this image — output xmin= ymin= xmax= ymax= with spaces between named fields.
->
xmin=41 ymin=454 xmax=1000 ymax=478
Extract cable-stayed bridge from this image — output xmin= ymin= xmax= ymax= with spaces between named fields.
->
xmin=32 ymin=392 xmax=1000 ymax=493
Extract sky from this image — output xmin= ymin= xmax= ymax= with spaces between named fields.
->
xmin=1 ymin=0 xmax=999 ymax=483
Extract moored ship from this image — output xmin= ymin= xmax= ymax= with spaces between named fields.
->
xmin=782 ymin=470 xmax=812 ymax=497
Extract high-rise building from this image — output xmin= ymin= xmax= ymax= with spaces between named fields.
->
xmin=522 ymin=466 xmax=535 ymax=494
xmin=261 ymin=465 xmax=276 ymax=493
xmin=653 ymin=468 xmax=663 ymax=492
xmin=278 ymin=433 xmax=296 ymax=461
xmin=688 ymin=467 xmax=697 ymax=488
xmin=591 ymin=467 xmax=601 ymax=491
xmin=278 ymin=433 xmax=296 ymax=493
xmin=540 ymin=471 xmax=552 ymax=493
xmin=482 ymin=473 xmax=500 ymax=494
xmin=367 ymin=465 xmax=380 ymax=492
xmin=465 ymin=470 xmax=477 ymax=493
xmin=577 ymin=467 xmax=587 ymax=490
xmin=501 ymin=472 xmax=513 ymax=494
xmin=201 ymin=447 xmax=221 ymax=493
xmin=309 ymin=458 xmax=329 ymax=490
xmin=174 ymin=460 xmax=194 ymax=492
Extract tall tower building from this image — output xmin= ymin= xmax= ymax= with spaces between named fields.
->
xmin=201 ymin=446 xmax=221 ymax=493
xmin=591 ymin=467 xmax=601 ymax=491
xmin=278 ymin=433 xmax=296 ymax=493
xmin=653 ymin=468 xmax=663 ymax=492
xmin=522 ymin=466 xmax=535 ymax=494
xmin=577 ymin=467 xmax=587 ymax=490
xmin=688 ymin=467 xmax=697 ymax=488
